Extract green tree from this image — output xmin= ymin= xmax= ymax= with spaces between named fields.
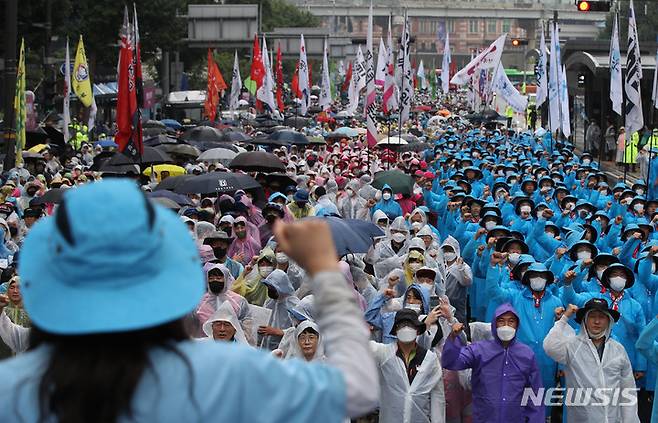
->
xmin=600 ymin=0 xmax=658 ymax=44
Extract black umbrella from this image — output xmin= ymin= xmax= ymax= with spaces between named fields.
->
xmin=284 ymin=116 xmax=310 ymax=130
xmin=143 ymin=127 xmax=167 ymax=138
xmin=32 ymin=188 xmax=66 ymax=205
xmin=399 ymin=142 xmax=432 ymax=153
xmin=143 ymin=120 xmax=167 ymax=129
xmin=174 ymin=171 xmax=262 ymax=195
xmin=147 ymin=190 xmax=194 ymax=206
xmin=372 ymin=170 xmax=414 ymax=196
xmin=250 ymin=135 xmax=288 ymax=147
xmin=106 ymin=146 xmax=173 ymax=166
xmin=42 ymin=125 xmax=66 ymax=148
xmin=218 ymin=130 xmax=252 ymax=143
xmin=181 ymin=126 xmax=225 ymax=143
xmin=143 ymin=134 xmax=180 ymax=147
xmin=309 ymin=216 xmax=384 ymax=257
xmin=229 ymin=151 xmax=286 ymax=173
xmin=98 ymin=163 xmax=141 ymax=175
xmin=154 ymin=174 xmax=197 ymax=191
xmin=25 ymin=128 xmax=50 ymax=150
xmin=267 ymin=130 xmax=309 ymax=146
xmin=258 ymin=173 xmax=296 ymax=189
xmin=156 ymin=143 xmax=201 ymax=158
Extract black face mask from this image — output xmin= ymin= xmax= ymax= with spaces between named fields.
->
xmin=220 ymin=227 xmax=232 ymax=237
xmin=213 ymin=247 xmax=227 ymax=260
xmin=8 ymin=226 xmax=17 ymax=238
xmin=208 ymin=281 xmax=224 ymax=294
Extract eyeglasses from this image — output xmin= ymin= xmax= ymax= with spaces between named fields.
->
xmin=298 ymin=334 xmax=318 ymax=343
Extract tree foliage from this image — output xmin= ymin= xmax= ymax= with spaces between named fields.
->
xmin=600 ymin=0 xmax=658 ymax=45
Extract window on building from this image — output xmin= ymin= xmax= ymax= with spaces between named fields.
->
xmin=469 ymin=19 xmax=479 ymax=33
xmin=447 ymin=19 xmax=455 ymax=33
xmin=502 ymin=19 xmax=511 ymax=33
xmin=487 ymin=20 xmax=497 ymax=33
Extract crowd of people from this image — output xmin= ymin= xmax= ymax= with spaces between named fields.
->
xmin=1 ymin=95 xmax=658 ymax=423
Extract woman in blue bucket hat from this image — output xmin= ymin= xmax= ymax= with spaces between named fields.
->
xmin=0 ymin=179 xmax=378 ymax=423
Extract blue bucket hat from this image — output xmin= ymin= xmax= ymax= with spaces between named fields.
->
xmin=19 ymin=179 xmax=205 ymax=335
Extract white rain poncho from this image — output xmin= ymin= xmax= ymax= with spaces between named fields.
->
xmin=261 ymin=269 xmax=300 ymax=350
xmin=196 ymin=263 xmax=255 ymax=345
xmin=374 ymin=216 xmax=409 ymax=279
xmin=369 ymin=340 xmax=445 ymax=423
xmin=201 ymin=301 xmax=249 ymax=345
xmin=543 ymin=314 xmax=639 ymax=422
xmin=285 ymin=320 xmax=326 ymax=362
xmin=437 ymin=236 xmax=472 ymax=326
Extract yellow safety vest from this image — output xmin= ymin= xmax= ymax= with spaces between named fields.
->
xmin=624 ymin=132 xmax=639 ymax=164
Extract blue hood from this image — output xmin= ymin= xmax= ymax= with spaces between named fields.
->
xmin=403 ymin=283 xmax=431 ymax=315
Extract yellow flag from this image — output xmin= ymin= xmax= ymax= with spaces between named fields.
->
xmin=14 ymin=38 xmax=26 ymax=166
xmin=72 ymin=35 xmax=93 ymax=107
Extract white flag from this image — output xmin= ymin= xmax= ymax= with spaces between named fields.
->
xmin=88 ymin=95 xmax=97 ymax=132
xmin=256 ymin=37 xmax=277 ymax=112
xmin=560 ymin=64 xmax=571 ymax=138
xmin=441 ymin=30 xmax=451 ymax=94
xmin=609 ymin=14 xmax=623 ymax=116
xmin=230 ymin=50 xmax=242 ymax=112
xmin=625 ymin=0 xmax=644 ymax=135
xmin=376 ymin=38 xmax=387 ymax=87
xmin=417 ymin=60 xmax=427 ymax=90
xmin=492 ymin=64 xmax=528 ymax=113
xmin=63 ymin=38 xmax=71 ymax=142
xmin=383 ymin=16 xmax=398 ymax=113
xmin=319 ymin=39 xmax=331 ymax=111
xmin=298 ymin=35 xmax=310 ymax=115
xmin=535 ymin=24 xmax=548 ymax=107
xmin=451 ymin=34 xmax=506 ymax=85
xmin=397 ymin=11 xmax=413 ymax=125
xmin=652 ymin=48 xmax=658 ymax=109
xmin=548 ymin=21 xmax=561 ymax=135
xmin=348 ymin=47 xmax=366 ymax=114
xmin=364 ymin=0 xmax=377 ymax=147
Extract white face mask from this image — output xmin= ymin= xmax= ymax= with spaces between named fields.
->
xmin=396 ymin=326 xmax=418 ymax=343
xmin=633 ymin=203 xmax=644 ymax=213
xmin=520 ymin=206 xmax=531 ymax=214
xmin=596 ymin=268 xmax=605 ymax=280
xmin=508 ymin=253 xmax=521 ymax=265
xmin=405 ymin=303 xmax=422 ymax=313
xmin=408 ymin=262 xmax=422 ymax=273
xmin=259 ymin=266 xmax=274 ymax=278
xmin=497 ymin=325 xmax=516 ymax=342
xmin=636 ymin=189 xmax=645 ymax=195
xmin=576 ymin=250 xmax=592 ymax=261
xmin=582 ymin=159 xmax=591 ymax=166
xmin=444 ymin=252 xmax=457 ymax=262
xmin=275 ymin=252 xmax=289 ymax=264
xmin=529 ymin=277 xmax=546 ymax=292
xmin=411 ymin=222 xmax=423 ymax=231
xmin=653 ymin=263 xmax=657 ymax=274
xmin=382 ymin=192 xmax=392 ymax=201
xmin=392 ymin=233 xmax=406 ymax=244
xmin=608 ymin=276 xmax=626 ymax=292
xmin=485 ymin=221 xmax=496 ymax=230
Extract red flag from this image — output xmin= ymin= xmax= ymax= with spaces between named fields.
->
xmin=250 ymin=34 xmax=265 ymax=88
xmin=115 ymin=7 xmax=142 ymax=160
xmin=341 ymin=61 xmax=352 ymax=93
xmin=250 ymin=35 xmax=265 ymax=111
xmin=291 ymin=61 xmax=301 ymax=98
xmin=275 ymin=44 xmax=284 ymax=112
xmin=205 ymin=49 xmax=224 ymax=122
xmin=412 ymin=59 xmax=417 ymax=89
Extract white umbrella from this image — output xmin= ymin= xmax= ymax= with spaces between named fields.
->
xmin=376 ymin=136 xmax=408 ymax=146
xmin=197 ymin=148 xmax=239 ymax=165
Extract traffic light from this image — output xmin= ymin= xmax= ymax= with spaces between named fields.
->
xmin=576 ymin=1 xmax=611 ymax=12
xmin=511 ymin=39 xmax=529 ymax=47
